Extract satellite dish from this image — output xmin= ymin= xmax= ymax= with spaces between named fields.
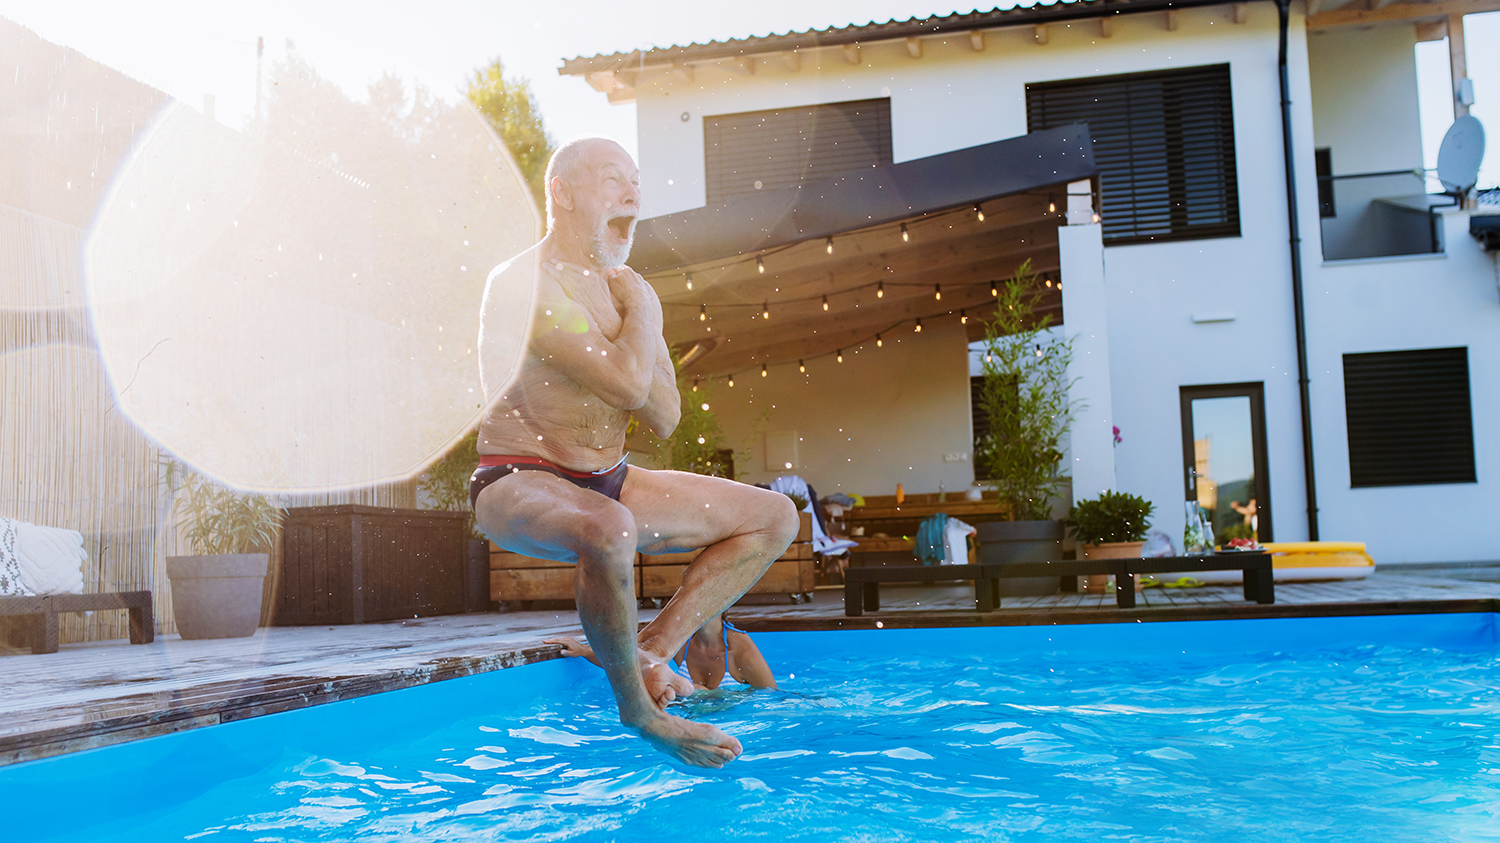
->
xmin=1436 ymin=115 xmax=1485 ymax=195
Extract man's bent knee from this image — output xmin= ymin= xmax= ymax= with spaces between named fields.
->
xmin=570 ymin=511 xmax=638 ymax=570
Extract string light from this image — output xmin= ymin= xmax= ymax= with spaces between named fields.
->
xmin=1048 ymin=196 xmax=1056 ymax=214
xmin=960 ymin=309 xmax=968 ymax=325
xmin=799 ymin=359 xmax=806 ymax=373
xmin=1057 ymin=282 xmax=1062 ymax=291
xmin=822 ymin=294 xmax=829 ymax=311
xmin=825 ymin=236 xmax=834 ymax=255
xmin=685 ymin=272 xmax=693 ymax=291
xmin=728 ymin=374 xmax=735 ymax=387
xmin=1093 ymin=212 xmax=1101 ymax=224
xmin=692 ymin=377 xmax=700 ymax=392
xmin=1035 ymin=344 xmax=1042 ymax=357
xmin=900 ymin=223 xmax=909 ymax=243
xmin=985 ymin=352 xmax=992 ymax=363
xmin=756 ymin=256 xmax=765 ymax=274
xmin=761 ymin=363 xmax=768 ymax=377
xmin=1045 ymin=277 xmax=1053 ymax=288
xmin=836 ymin=349 xmax=844 ymax=363
xmin=877 ymin=281 xmax=884 ymax=298
xmin=990 ymin=280 xmax=998 ymax=297
xmin=934 ymin=284 xmax=942 ymax=301
xmin=975 ymin=204 xmax=985 ymax=222
xmin=699 ymin=304 xmax=707 ymax=321
xmin=762 ymin=301 xmax=770 ymax=320
xmin=914 ymin=318 xmax=923 ymax=333
xmin=876 ymin=333 xmax=883 ymax=348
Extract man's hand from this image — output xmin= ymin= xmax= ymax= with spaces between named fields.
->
xmin=604 ymin=266 xmax=663 ymax=332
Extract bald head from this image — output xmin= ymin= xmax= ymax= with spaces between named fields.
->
xmin=542 ymin=137 xmax=641 ymax=268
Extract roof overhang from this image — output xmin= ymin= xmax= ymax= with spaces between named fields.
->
xmin=629 ymin=126 xmax=1098 ymax=380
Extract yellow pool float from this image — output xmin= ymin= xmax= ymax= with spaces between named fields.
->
xmin=1154 ymin=541 xmax=1375 ymax=585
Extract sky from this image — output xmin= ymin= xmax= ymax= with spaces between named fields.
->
xmin=2 ymin=1 xmax=1495 ymax=185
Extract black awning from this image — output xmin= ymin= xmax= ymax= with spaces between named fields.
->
xmin=629 ymin=125 xmax=1096 ymax=275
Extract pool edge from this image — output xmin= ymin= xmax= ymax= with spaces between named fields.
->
xmin=5 ymin=597 xmax=1495 ymax=767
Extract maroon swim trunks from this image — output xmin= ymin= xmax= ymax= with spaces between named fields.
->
xmin=469 ymin=455 xmax=629 ymax=510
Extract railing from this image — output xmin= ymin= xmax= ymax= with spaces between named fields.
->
xmin=1317 ymin=170 xmax=1452 ymax=261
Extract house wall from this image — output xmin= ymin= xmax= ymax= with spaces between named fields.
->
xmin=708 ymin=320 xmax=976 ymax=496
xmin=625 ymin=4 xmax=1500 ymax=563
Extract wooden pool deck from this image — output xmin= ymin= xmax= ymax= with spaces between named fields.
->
xmin=4 ymin=566 xmax=1498 ymax=767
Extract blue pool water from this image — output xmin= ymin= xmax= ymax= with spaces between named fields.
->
xmin=8 ymin=613 xmax=1500 ymax=842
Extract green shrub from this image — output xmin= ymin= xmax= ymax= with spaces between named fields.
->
xmin=1067 ymin=491 xmax=1154 ymax=546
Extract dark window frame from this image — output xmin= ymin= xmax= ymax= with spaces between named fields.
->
xmin=1343 ymin=347 xmax=1476 ymax=488
xmin=1027 ymin=64 xmax=1241 ymax=245
xmin=702 ymin=98 xmax=893 ymax=204
xmin=1179 ymin=382 xmax=1274 ymax=543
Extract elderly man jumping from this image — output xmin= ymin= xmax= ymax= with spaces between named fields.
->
xmin=472 ymin=138 xmax=799 ymax=768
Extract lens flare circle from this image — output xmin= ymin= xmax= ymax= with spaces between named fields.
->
xmin=87 ymin=73 xmax=538 ymax=493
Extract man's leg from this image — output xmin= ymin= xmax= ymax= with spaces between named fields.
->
xmin=473 ymin=470 xmax=737 ymax=768
xmin=622 ymin=468 xmax=800 ymax=666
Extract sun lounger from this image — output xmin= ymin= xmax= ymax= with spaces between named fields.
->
xmin=0 ymin=591 xmax=154 ymax=654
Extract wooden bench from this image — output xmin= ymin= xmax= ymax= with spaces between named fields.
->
xmin=491 ymin=513 xmax=817 ymax=608
xmin=0 ymin=591 xmax=155 ymax=654
xmin=839 ymin=494 xmax=1008 ymax=569
xmin=843 ymin=553 xmax=1274 ymax=616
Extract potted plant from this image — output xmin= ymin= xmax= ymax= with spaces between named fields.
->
xmin=1068 ymin=491 xmax=1155 ymax=593
xmin=166 ymin=462 xmax=284 ymax=639
xmin=972 ymin=259 xmax=1077 ymax=595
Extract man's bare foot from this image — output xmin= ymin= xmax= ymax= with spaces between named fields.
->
xmin=641 ymin=649 xmax=694 ymax=708
xmin=631 ymin=712 xmax=742 ymax=768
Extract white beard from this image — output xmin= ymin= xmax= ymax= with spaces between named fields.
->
xmin=588 ymin=226 xmax=633 ymax=269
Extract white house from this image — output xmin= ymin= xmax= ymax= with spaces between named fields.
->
xmin=560 ymin=0 xmax=1500 ymax=566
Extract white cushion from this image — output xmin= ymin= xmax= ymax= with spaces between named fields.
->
xmin=1 ymin=517 xmax=85 ymax=595
xmin=0 ymin=518 xmax=33 ymax=596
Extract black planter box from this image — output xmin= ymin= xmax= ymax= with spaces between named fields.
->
xmin=975 ymin=520 xmax=1064 ymax=596
xmin=271 ymin=506 xmax=469 ymax=625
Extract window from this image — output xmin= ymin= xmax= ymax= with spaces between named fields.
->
xmin=1027 ymin=64 xmax=1240 ymax=245
xmin=703 ymin=98 xmax=892 ymax=204
xmin=1180 ymin=383 xmax=1273 ymax=542
xmin=1343 ymin=347 xmax=1476 ymax=487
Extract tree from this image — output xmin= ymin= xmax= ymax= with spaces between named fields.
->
xmin=465 ymin=59 xmax=555 ymax=209
xmin=974 ymin=260 xmax=1077 ymax=522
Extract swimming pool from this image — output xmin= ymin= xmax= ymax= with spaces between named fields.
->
xmin=7 ymin=613 xmax=1500 ymax=842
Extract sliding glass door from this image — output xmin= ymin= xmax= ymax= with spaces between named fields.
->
xmin=1179 ymin=383 xmax=1272 ymax=543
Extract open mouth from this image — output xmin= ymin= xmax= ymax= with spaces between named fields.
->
xmin=606 ymin=214 xmax=635 ymax=241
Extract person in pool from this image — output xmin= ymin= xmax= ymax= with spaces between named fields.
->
xmin=547 ymin=613 xmax=776 ymax=691
xmin=473 ymin=137 xmax=799 ymax=769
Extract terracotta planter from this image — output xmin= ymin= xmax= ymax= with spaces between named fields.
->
xmin=1080 ymin=541 xmax=1146 ymax=594
xmin=166 ymin=553 xmax=268 ymax=639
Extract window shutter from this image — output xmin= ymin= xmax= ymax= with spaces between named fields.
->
xmin=1026 ymin=64 xmax=1240 ymax=245
xmin=704 ymin=99 xmax=892 ymax=204
xmin=1343 ymin=347 xmax=1476 ymax=487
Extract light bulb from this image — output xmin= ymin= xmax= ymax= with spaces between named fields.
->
xmin=975 ymin=204 xmax=985 ymax=222
xmin=960 ymin=309 xmax=968 ymax=324
xmin=900 ymin=223 xmax=909 ymax=243
xmin=798 ymin=359 xmax=806 ymax=373
xmin=1035 ymin=344 xmax=1042 ymax=357
xmin=836 ymin=349 xmax=844 ymax=363
xmin=699 ymin=304 xmax=707 ymax=321
xmin=1045 ymin=278 xmax=1053 ymax=288
xmin=761 ymin=364 xmax=768 ymax=377
xmin=685 ymin=272 xmax=693 ymax=291
xmin=822 ymin=295 xmax=829 ymax=311
xmin=935 ymin=284 xmax=942 ymax=301
xmin=692 ymin=378 xmax=700 ymax=392
xmin=756 ymin=256 xmax=765 ymax=274
xmin=762 ymin=301 xmax=770 ymax=319
xmin=990 ymin=280 xmax=998 ymax=297
xmin=825 ymin=237 xmax=834 ymax=255
xmin=915 ymin=318 xmax=922 ymax=333
xmin=1048 ymin=196 xmax=1056 ymax=214
xmin=728 ymin=374 xmax=735 ymax=387
xmin=877 ymin=281 xmax=884 ymax=299
xmin=876 ymin=333 xmax=883 ymax=347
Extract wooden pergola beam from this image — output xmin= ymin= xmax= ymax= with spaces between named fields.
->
xmin=1306 ymin=0 xmax=1500 ymax=28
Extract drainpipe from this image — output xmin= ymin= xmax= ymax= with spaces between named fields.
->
xmin=1275 ymin=0 xmax=1320 ymax=540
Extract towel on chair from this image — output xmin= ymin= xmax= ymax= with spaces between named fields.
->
xmin=0 ymin=517 xmax=86 ymax=595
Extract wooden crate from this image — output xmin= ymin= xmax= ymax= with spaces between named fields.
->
xmin=490 ymin=547 xmax=583 ymax=604
xmin=272 ymin=506 xmax=468 ymax=625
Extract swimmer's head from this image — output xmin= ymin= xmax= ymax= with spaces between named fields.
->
xmin=544 ymin=137 xmax=639 ymax=268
